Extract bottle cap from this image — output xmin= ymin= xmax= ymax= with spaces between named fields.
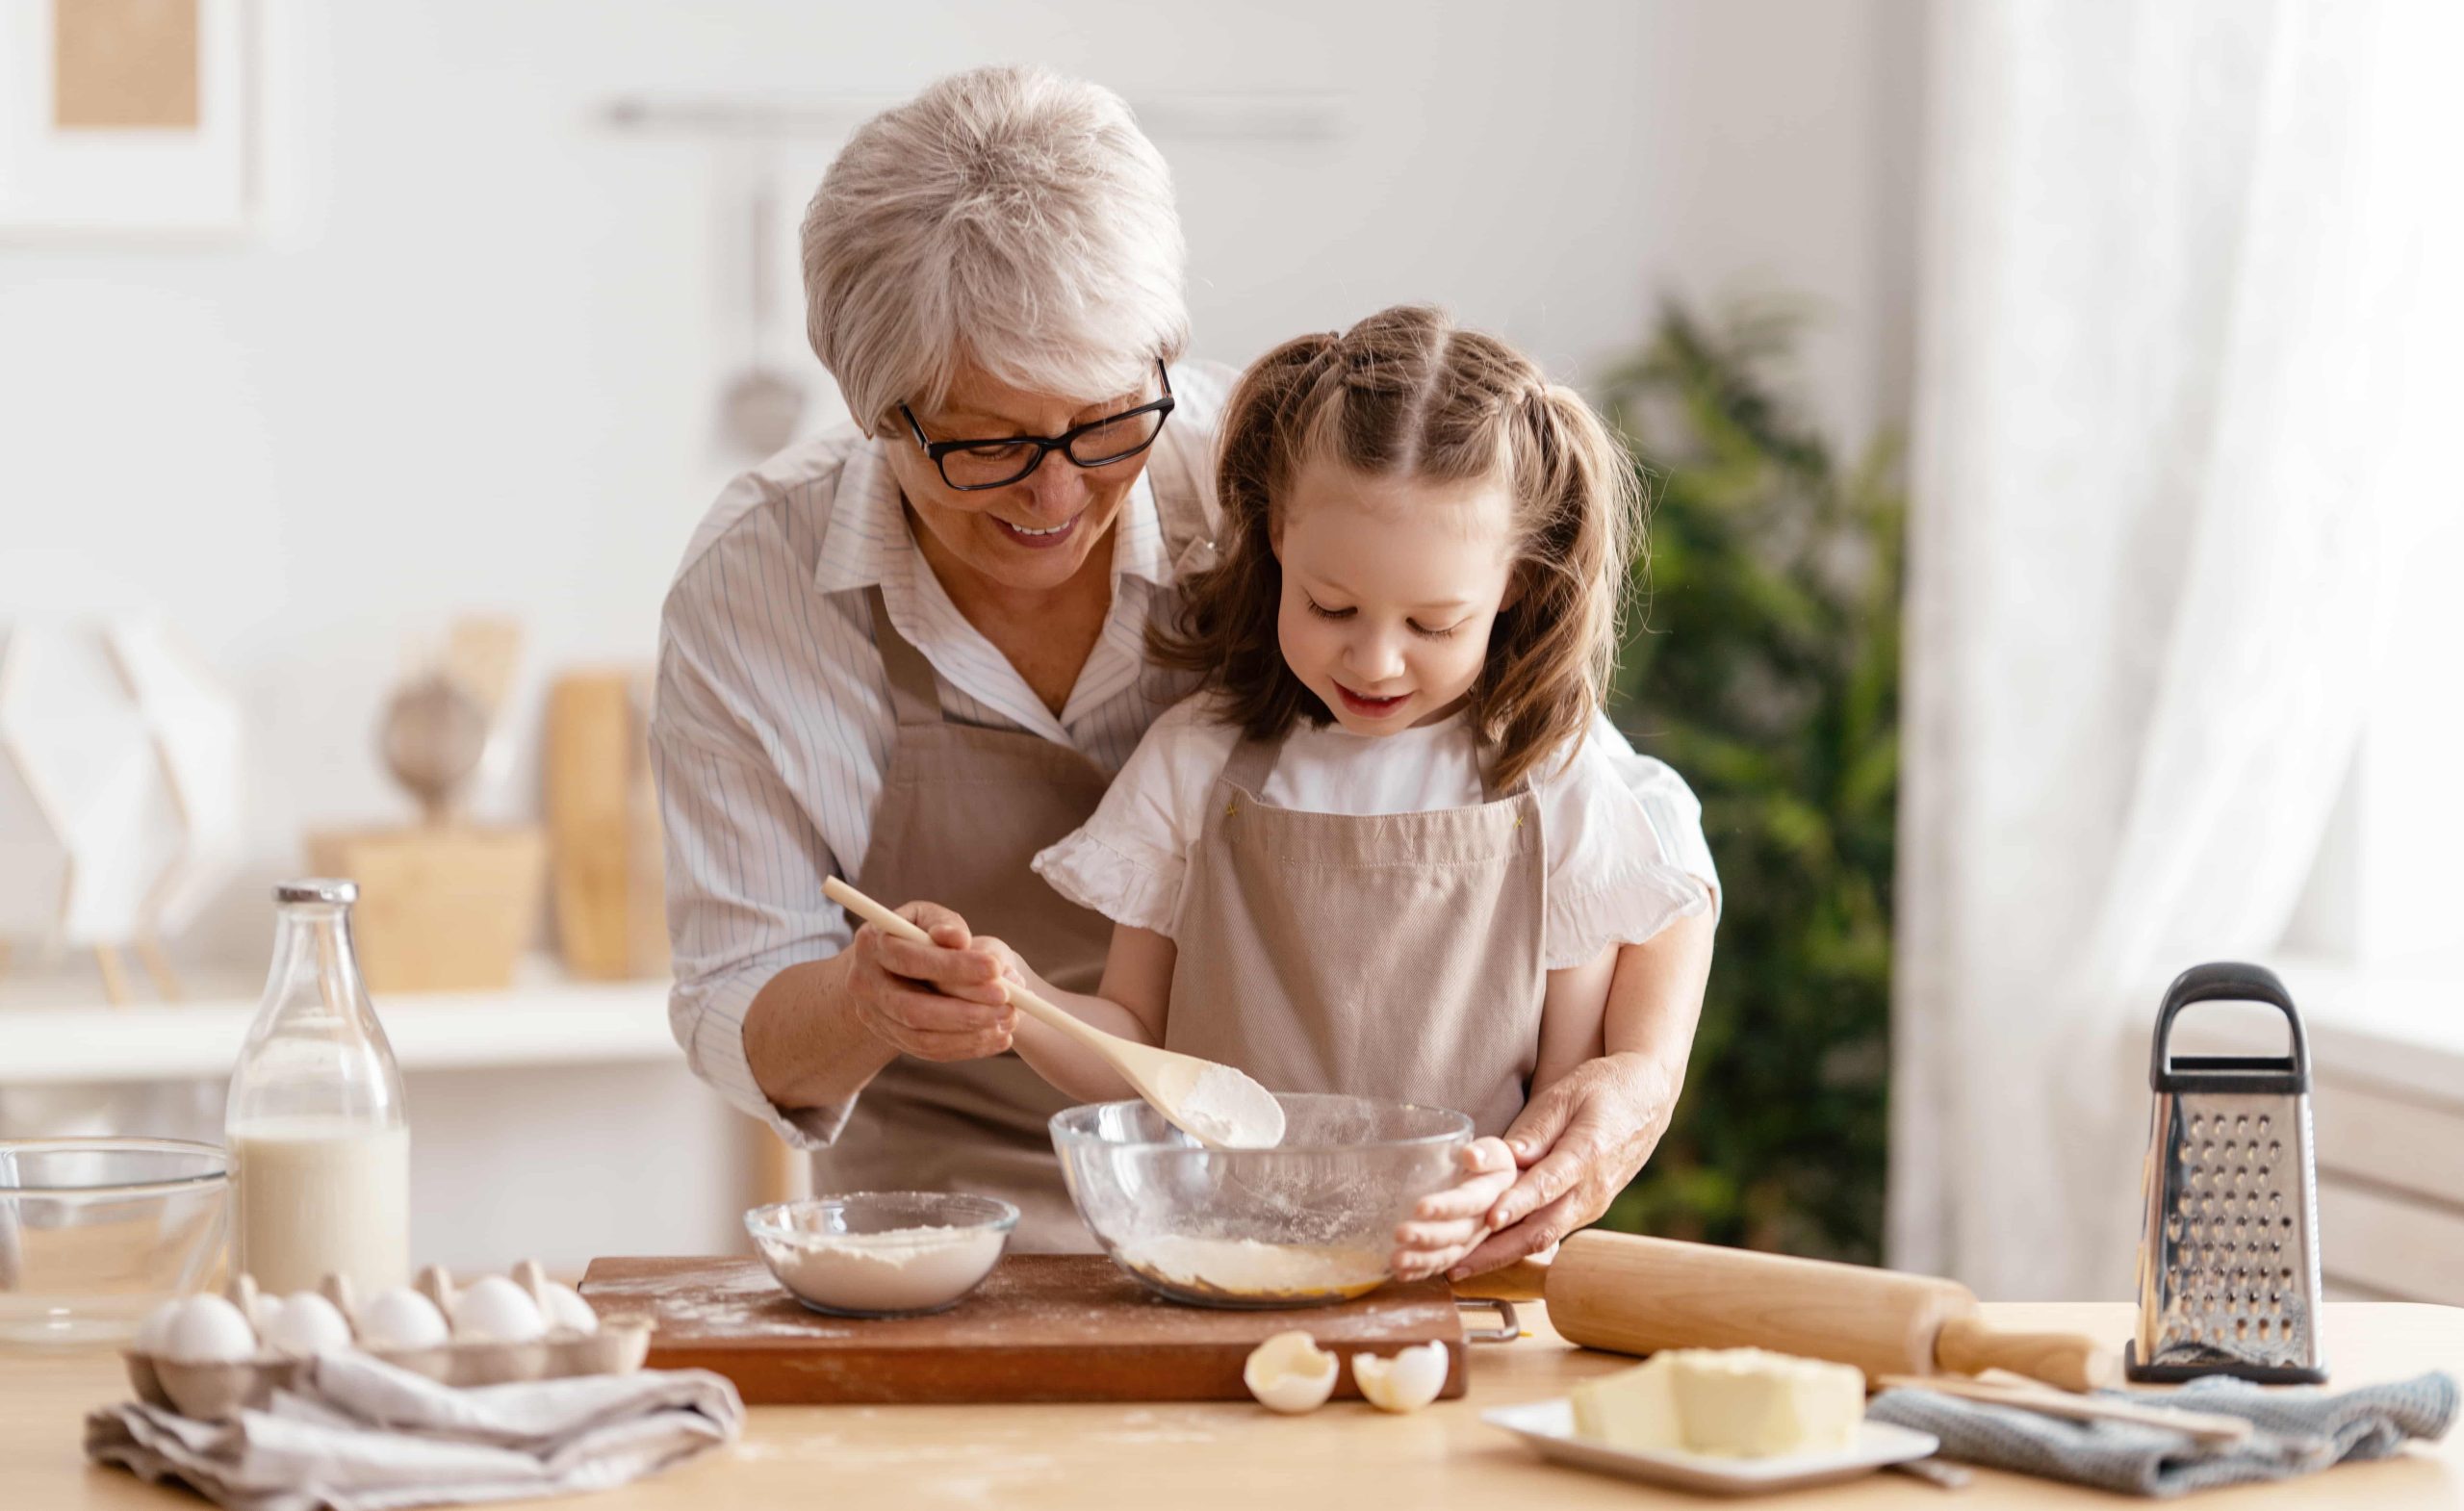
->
xmin=273 ymin=878 xmax=360 ymax=906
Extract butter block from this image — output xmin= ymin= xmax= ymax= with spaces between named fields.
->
xmin=1571 ymin=1349 xmax=1683 ymax=1449
xmin=1569 ymin=1347 xmax=1864 ymax=1458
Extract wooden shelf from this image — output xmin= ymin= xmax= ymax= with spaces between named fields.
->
xmin=0 ymin=960 xmax=675 ymax=1085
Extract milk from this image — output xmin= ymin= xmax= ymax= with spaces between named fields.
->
xmin=230 ymin=1117 xmax=410 ymax=1296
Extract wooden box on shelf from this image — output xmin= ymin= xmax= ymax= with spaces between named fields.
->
xmin=304 ymin=825 xmax=547 ymax=993
xmin=544 ymin=670 xmax=669 ymax=981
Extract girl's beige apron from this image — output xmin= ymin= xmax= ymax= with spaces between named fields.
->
xmin=1162 ymin=733 xmax=1549 ymax=1139
xmin=811 ymin=432 xmax=1215 ymax=1252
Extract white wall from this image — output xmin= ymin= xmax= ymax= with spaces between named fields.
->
xmin=0 ymin=0 xmax=1918 ymax=970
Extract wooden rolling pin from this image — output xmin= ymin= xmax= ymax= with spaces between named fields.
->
xmin=1453 ymin=1230 xmax=2118 ymax=1393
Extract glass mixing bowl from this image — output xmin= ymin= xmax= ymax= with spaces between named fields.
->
xmin=0 ymin=1138 xmax=228 ymax=1345
xmin=1051 ymin=1093 xmax=1473 ymax=1309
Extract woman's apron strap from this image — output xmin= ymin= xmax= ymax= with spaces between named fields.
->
xmin=864 ymin=583 xmax=945 ymax=730
xmin=1147 ymin=413 xmax=1219 ymax=578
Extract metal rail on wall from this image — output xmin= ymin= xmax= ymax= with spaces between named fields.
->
xmin=597 ymin=92 xmax=1348 ymax=142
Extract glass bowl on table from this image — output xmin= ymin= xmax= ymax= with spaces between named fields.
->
xmin=0 ymin=1138 xmax=229 ymax=1346
xmin=1051 ymin=1093 xmax=1474 ymax=1308
xmin=745 ymin=1191 xmax=1017 ymax=1319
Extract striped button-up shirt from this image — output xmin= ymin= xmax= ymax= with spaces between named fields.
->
xmin=651 ymin=361 xmax=1718 ymax=1149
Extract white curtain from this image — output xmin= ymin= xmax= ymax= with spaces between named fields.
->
xmin=1890 ymin=0 xmax=2464 ymax=1299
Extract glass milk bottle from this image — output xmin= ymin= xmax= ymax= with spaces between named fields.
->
xmin=225 ymin=880 xmax=411 ymax=1295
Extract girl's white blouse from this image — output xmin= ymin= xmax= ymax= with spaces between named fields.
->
xmin=1033 ymin=693 xmax=1714 ymax=970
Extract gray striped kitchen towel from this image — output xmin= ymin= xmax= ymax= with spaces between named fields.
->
xmin=1868 ymin=1372 xmax=2455 ymax=1497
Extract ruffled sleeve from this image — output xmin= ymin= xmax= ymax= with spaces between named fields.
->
xmin=1539 ymin=740 xmax=1717 ymax=969
xmin=1585 ymin=707 xmax=1722 ymax=919
xmin=1031 ymin=694 xmax=1236 ymax=938
xmin=1034 ymin=827 xmax=1186 ymax=935
xmin=1545 ymin=861 xmax=1713 ymax=970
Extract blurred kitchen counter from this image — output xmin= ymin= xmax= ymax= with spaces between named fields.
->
xmin=0 ymin=961 xmax=753 ymax=1274
xmin=6 ymin=1302 xmax=2460 ymax=1508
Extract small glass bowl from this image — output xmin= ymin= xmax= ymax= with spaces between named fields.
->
xmin=0 ymin=1138 xmax=229 ymax=1345
xmin=745 ymin=1191 xmax=1017 ymax=1319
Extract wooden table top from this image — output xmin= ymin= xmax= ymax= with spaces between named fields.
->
xmin=5 ymin=1301 xmax=2457 ymax=1508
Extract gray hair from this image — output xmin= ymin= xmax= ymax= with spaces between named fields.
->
xmin=802 ymin=65 xmax=1190 ymax=432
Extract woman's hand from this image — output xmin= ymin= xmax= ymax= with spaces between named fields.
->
xmin=844 ymin=901 xmax=1021 ymax=1062
xmin=1448 ymin=1050 xmax=1683 ymax=1279
xmin=1389 ymin=1138 xmax=1518 ymax=1282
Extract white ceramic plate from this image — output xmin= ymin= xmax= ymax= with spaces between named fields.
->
xmin=1483 ymin=1398 xmax=1941 ymax=1497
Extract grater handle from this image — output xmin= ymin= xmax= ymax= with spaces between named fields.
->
xmin=2150 ymin=960 xmax=2309 ymax=1090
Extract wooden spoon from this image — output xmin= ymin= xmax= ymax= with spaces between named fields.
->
xmin=823 ymin=877 xmax=1285 ymax=1150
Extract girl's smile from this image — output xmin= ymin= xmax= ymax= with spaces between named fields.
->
xmin=1273 ymin=457 xmax=1517 ymax=735
xmin=1332 ymin=682 xmax=1412 ymax=719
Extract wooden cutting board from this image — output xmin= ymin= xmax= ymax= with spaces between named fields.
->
xmin=578 ymin=1255 xmax=1470 ymax=1404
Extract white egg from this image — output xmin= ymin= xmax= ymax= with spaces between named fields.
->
xmin=164 ymin=1294 xmax=260 ymax=1364
xmin=1244 ymin=1330 xmax=1339 ymax=1415
xmin=537 ymin=1281 xmax=599 ymax=1336
xmin=134 ymin=1297 xmax=186 ymax=1356
xmin=356 ymin=1287 xmax=449 ymax=1350
xmin=261 ymin=1292 xmax=355 ymax=1358
xmin=450 ymin=1275 xmax=547 ymax=1344
xmin=1351 ymin=1340 xmax=1450 ymax=1414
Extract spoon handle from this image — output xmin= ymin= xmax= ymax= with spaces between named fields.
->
xmin=820 ymin=877 xmax=1124 ymax=1058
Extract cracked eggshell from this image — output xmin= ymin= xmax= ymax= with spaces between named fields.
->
xmin=1244 ymin=1330 xmax=1340 ymax=1415
xmin=1351 ymin=1341 xmax=1450 ymax=1413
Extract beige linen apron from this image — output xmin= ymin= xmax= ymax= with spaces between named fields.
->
xmin=1163 ymin=733 xmax=1549 ymax=1137
xmin=809 ymin=432 xmax=1215 ymax=1252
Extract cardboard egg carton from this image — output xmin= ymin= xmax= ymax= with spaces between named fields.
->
xmin=125 ymin=1260 xmax=652 ymax=1421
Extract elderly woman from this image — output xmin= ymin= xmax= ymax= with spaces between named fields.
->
xmin=651 ymin=65 xmax=1718 ymax=1266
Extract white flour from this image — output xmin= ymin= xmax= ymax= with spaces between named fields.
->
xmin=763 ymin=1223 xmax=1005 ymax=1315
xmin=1175 ymin=1064 xmax=1284 ymax=1148
xmin=1115 ymin=1236 xmax=1388 ymax=1301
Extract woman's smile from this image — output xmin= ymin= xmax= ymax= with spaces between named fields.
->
xmin=991 ymin=510 xmax=1084 ymax=549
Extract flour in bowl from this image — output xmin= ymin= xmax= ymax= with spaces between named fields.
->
xmin=759 ymin=1223 xmax=1005 ymax=1316
xmin=1116 ymin=1236 xmax=1389 ymax=1302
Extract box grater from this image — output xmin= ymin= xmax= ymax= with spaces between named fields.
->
xmin=2127 ymin=961 xmax=2326 ymax=1384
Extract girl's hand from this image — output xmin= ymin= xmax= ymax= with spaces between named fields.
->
xmin=1388 ymin=1138 xmax=1518 ymax=1282
xmin=845 ymin=902 xmax=1018 ymax=1062
xmin=1449 ymin=1048 xmax=1682 ymax=1278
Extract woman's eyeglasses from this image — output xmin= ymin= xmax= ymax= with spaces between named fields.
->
xmin=901 ymin=362 xmax=1174 ymax=491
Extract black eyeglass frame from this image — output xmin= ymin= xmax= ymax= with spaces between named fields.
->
xmin=899 ymin=361 xmax=1175 ymax=491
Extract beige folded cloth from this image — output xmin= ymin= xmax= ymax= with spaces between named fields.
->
xmin=87 ymin=1350 xmax=743 ymax=1511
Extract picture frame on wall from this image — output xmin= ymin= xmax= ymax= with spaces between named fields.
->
xmin=0 ymin=0 xmax=256 ymax=239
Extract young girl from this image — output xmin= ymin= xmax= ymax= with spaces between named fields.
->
xmin=992 ymin=306 xmax=1709 ymax=1276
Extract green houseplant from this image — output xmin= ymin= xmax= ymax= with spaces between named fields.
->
xmin=1593 ymin=300 xmax=1905 ymax=1264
